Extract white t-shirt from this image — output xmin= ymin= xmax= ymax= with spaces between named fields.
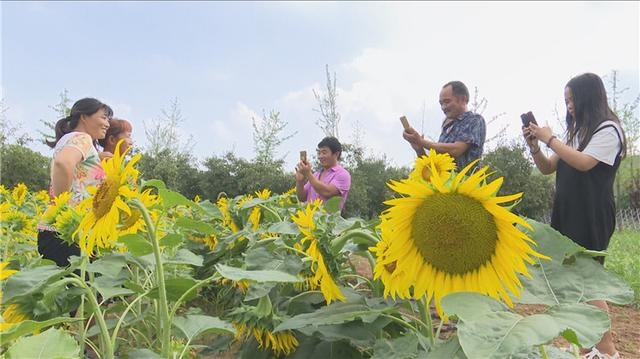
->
xmin=569 ymin=121 xmax=622 ymax=166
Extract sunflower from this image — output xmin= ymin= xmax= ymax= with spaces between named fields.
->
xmin=291 ymin=200 xmax=345 ymax=304
xmin=373 ymin=155 xmax=548 ymax=318
xmin=0 ymin=262 xmax=17 ymax=280
xmin=2 ymin=211 xmax=36 ymax=237
xmin=409 ymin=148 xmax=456 ymax=182
xmin=234 ymin=322 xmax=298 ymax=356
xmin=217 ymin=197 xmax=240 ymax=233
xmin=117 ymin=188 xmax=160 ymax=236
xmin=41 ymin=192 xmax=72 ymax=225
xmin=0 ymin=263 xmax=28 ymax=332
xmin=11 ymin=183 xmax=28 ymax=207
xmin=74 ymin=142 xmax=141 ymax=255
xmin=247 ymin=189 xmax=271 ymax=230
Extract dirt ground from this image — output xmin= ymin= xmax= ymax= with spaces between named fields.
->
xmin=349 ymin=255 xmax=640 ymax=358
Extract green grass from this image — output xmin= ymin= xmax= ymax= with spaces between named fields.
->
xmin=605 ymin=229 xmax=640 ymax=305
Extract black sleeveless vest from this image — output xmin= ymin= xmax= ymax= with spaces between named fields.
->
xmin=550 ymin=124 xmax=623 ymax=259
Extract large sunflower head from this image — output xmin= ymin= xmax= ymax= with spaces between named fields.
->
xmin=74 ymin=142 xmax=141 ymax=255
xmin=409 ymin=149 xmax=456 ymax=182
xmin=374 ymin=156 xmax=549 ymax=318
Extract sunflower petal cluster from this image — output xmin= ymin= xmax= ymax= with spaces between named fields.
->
xmin=291 ymin=200 xmax=346 ymax=304
xmin=372 ymin=153 xmax=549 ymax=318
xmin=74 ymin=141 xmax=142 ymax=255
xmin=409 ymin=149 xmax=456 ymax=182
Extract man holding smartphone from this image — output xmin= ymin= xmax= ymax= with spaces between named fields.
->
xmin=403 ymin=81 xmax=486 ymax=169
xmin=295 ymin=136 xmax=351 ymax=211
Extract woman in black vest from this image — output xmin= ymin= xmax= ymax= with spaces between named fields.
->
xmin=523 ymin=73 xmax=626 ymax=359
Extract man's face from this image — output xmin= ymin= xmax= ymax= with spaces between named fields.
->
xmin=317 ymin=146 xmax=339 ymax=168
xmin=439 ymin=85 xmax=467 ymax=119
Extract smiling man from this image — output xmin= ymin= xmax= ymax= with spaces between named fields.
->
xmin=295 ymin=136 xmax=351 ymax=211
xmin=403 ymin=81 xmax=486 ymax=170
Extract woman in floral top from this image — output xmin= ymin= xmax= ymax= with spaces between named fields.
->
xmin=38 ymin=98 xmax=113 ymax=266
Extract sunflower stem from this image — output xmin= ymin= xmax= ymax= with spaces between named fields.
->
xmin=77 ymin=254 xmax=88 ymax=356
xmin=417 ymin=296 xmax=435 ymax=346
xmin=539 ymin=344 xmax=549 ymax=359
xmin=330 ymin=230 xmax=378 ymax=253
xmin=168 ymin=273 xmax=221 ymax=324
xmin=258 ymin=203 xmax=282 ymax=222
xmin=67 ymin=277 xmax=114 ymax=359
xmin=131 ymin=199 xmax=171 ymax=357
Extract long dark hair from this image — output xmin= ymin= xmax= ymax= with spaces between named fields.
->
xmin=46 ymin=98 xmax=113 ymax=148
xmin=565 ymin=73 xmax=626 ymax=157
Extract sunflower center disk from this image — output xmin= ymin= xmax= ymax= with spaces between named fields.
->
xmin=411 ymin=193 xmax=498 ymax=275
xmin=92 ymin=179 xmax=120 ymax=219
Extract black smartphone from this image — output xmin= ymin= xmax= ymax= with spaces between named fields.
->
xmin=520 ymin=111 xmax=538 ymax=127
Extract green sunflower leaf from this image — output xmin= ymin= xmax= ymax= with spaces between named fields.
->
xmin=6 ymin=327 xmax=80 ymax=359
xmin=172 ymin=315 xmax=235 ymax=342
xmin=274 ymin=301 xmax=394 ymax=332
xmin=215 ymin=264 xmax=301 ymax=283
xmin=2 ymin=265 xmax=65 ymax=304
xmin=0 ymin=318 xmax=81 ymax=344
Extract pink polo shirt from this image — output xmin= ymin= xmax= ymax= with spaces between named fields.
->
xmin=303 ymin=164 xmax=351 ymax=209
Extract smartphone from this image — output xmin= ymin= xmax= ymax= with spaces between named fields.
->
xmin=299 ymin=150 xmax=307 ymax=163
xmin=520 ymin=111 xmax=538 ymax=127
xmin=400 ymin=116 xmax=411 ymax=130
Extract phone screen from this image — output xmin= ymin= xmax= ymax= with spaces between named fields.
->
xmin=299 ymin=150 xmax=307 ymax=163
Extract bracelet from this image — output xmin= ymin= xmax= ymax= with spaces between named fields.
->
xmin=546 ymin=135 xmax=557 ymax=147
xmin=530 ymin=147 xmax=540 ymax=155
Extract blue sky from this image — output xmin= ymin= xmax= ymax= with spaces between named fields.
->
xmin=2 ymin=2 xmax=639 ymax=170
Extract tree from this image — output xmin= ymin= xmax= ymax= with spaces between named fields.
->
xmin=138 ymin=98 xmax=201 ymax=198
xmin=143 ymin=97 xmax=194 ymax=157
xmin=39 ymin=90 xmax=71 ymax=145
xmin=469 ymin=86 xmax=507 ymax=149
xmin=606 ymin=70 xmax=640 ymax=209
xmin=313 ymin=64 xmax=341 ymax=138
xmin=0 ymin=144 xmax=50 ymax=191
xmin=0 ymin=98 xmax=32 ymax=146
xmin=482 ymin=142 xmax=554 ymax=220
xmin=252 ymin=109 xmax=296 ymax=164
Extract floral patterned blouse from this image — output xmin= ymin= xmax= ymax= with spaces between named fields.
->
xmin=38 ymin=132 xmax=105 ymax=231
xmin=50 ymin=132 xmax=106 ymax=207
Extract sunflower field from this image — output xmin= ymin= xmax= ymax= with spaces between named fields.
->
xmin=0 ymin=148 xmax=635 ymax=359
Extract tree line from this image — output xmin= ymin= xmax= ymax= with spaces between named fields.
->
xmin=1 ymin=69 xmax=638 ymax=219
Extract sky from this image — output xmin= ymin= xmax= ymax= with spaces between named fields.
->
xmin=2 ymin=1 xmax=639 ymax=171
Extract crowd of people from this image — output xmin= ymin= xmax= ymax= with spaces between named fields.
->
xmin=36 ymin=72 xmax=627 ymax=359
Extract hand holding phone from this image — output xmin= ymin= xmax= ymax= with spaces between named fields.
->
xmin=520 ymin=111 xmax=538 ymax=127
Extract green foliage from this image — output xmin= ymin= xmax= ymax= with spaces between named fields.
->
xmin=137 ymin=148 xmax=202 ymax=200
xmin=606 ymin=230 xmax=640 ymax=304
xmin=252 ymin=109 xmax=296 ymax=164
xmin=0 ymin=144 xmax=50 ymax=191
xmin=344 ymin=155 xmax=409 ymax=219
xmin=6 ymin=327 xmax=80 ymax=359
xmin=482 ymin=143 xmax=554 ymax=220
xmin=199 ymin=152 xmax=294 ymax=200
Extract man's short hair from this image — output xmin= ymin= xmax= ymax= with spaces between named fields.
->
xmin=318 ymin=136 xmax=342 ymax=160
xmin=443 ymin=81 xmax=469 ymax=103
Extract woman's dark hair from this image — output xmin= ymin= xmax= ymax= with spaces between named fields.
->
xmin=46 ymin=97 xmax=113 ymax=148
xmin=98 ymin=118 xmax=133 ymax=148
xmin=565 ymin=73 xmax=626 ymax=157
xmin=317 ymin=136 xmax=342 ymax=160
xmin=443 ymin=80 xmax=469 ymax=103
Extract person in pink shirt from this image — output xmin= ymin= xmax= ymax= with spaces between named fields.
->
xmin=295 ymin=136 xmax=351 ymax=211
